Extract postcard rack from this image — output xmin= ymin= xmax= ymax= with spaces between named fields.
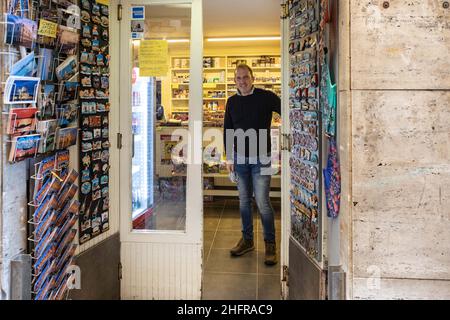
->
xmin=2 ymin=0 xmax=81 ymax=165
xmin=27 ymin=156 xmax=80 ymax=300
xmin=1 ymin=0 xmax=83 ymax=299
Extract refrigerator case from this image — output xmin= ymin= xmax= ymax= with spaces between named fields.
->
xmin=131 ymin=73 xmax=155 ymax=224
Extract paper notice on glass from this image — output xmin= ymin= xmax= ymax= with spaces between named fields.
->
xmin=38 ymin=19 xmax=58 ymax=38
xmin=138 ymin=40 xmax=168 ymax=77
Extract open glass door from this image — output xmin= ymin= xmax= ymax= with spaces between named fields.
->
xmin=119 ymin=0 xmax=203 ymax=299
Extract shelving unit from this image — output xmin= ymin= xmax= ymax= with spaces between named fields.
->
xmin=169 ymin=54 xmax=281 ymax=117
xmin=158 ymin=55 xmax=282 ymax=198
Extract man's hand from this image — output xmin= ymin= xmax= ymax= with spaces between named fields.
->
xmin=226 ymin=163 xmax=234 ymax=172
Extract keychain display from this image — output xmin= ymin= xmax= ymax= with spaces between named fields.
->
xmin=320 ymin=56 xmax=337 ymax=136
xmin=78 ymin=0 xmax=110 ymax=244
xmin=323 ymin=137 xmax=340 ymax=218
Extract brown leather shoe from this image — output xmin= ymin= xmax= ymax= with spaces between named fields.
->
xmin=264 ymin=241 xmax=277 ymax=265
xmin=230 ymin=238 xmax=254 ymax=256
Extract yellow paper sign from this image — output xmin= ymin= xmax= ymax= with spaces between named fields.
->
xmin=96 ymin=0 xmax=110 ymax=5
xmin=38 ymin=20 xmax=58 ymax=38
xmin=139 ymin=40 xmax=169 ymax=77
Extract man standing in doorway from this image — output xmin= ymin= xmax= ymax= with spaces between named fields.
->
xmin=223 ymin=64 xmax=281 ymax=265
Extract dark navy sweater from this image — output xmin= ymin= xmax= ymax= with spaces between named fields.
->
xmin=223 ymin=88 xmax=281 ymax=160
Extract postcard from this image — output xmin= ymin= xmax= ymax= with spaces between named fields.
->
xmin=57 ymin=26 xmax=79 ymax=55
xmin=9 ymin=133 xmax=41 ymax=163
xmin=57 ymin=184 xmax=78 ymax=211
xmin=57 ymin=102 xmax=78 ymax=127
xmin=33 ymin=260 xmax=54 ymax=294
xmin=36 ymin=119 xmax=58 ymax=153
xmin=17 ymin=0 xmax=31 ymax=18
xmin=55 ymin=55 xmax=77 ymax=81
xmin=56 ymin=215 xmax=77 ymax=244
xmin=4 ymin=14 xmax=37 ymax=48
xmin=57 ymin=168 xmax=78 ymax=197
xmin=11 ymin=52 xmax=36 ymax=77
xmin=38 ymin=83 xmax=56 ymax=119
xmin=36 ymin=155 xmax=56 ymax=179
xmin=55 ymin=229 xmax=76 ymax=257
xmin=6 ymin=106 xmax=38 ymax=134
xmin=35 ymin=228 xmax=58 ymax=260
xmin=56 ymin=199 xmax=80 ymax=226
xmin=59 ymin=81 xmax=79 ymax=102
xmin=36 ymin=48 xmax=54 ymax=81
xmin=32 ymin=155 xmax=56 ymax=199
xmin=37 ymin=17 xmax=58 ymax=47
xmin=56 ymin=150 xmax=70 ymax=170
xmin=55 ymin=126 xmax=78 ymax=150
xmin=55 ymin=244 xmax=76 ymax=272
xmin=35 ymin=209 xmax=56 ymax=240
xmin=34 ymin=187 xmax=58 ymax=216
xmin=4 ymin=76 xmax=40 ymax=104
xmin=34 ymin=243 xmax=55 ymax=275
xmin=7 ymin=0 xmax=24 ymax=16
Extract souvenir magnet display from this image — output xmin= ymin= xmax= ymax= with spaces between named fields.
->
xmin=78 ymin=0 xmax=110 ymax=244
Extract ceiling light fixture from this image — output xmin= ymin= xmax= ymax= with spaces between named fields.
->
xmin=167 ymin=39 xmax=190 ymax=43
xmin=206 ymin=36 xmax=281 ymax=42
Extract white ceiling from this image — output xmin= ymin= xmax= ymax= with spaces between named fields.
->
xmin=203 ymin=0 xmax=281 ymax=38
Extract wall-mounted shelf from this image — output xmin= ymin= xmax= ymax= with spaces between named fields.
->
xmin=170 ymin=55 xmax=281 ymax=115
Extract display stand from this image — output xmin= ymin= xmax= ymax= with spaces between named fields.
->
xmin=288 ymin=0 xmax=323 ymax=261
xmin=27 ymin=157 xmax=79 ymax=300
xmin=77 ymin=0 xmax=111 ymax=244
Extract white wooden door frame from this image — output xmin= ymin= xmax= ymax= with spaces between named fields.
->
xmin=117 ymin=0 xmax=204 ymax=299
xmin=119 ymin=0 xmax=203 ymax=245
xmin=280 ymin=2 xmax=290 ymax=300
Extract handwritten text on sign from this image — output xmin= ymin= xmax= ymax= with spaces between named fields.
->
xmin=38 ymin=20 xmax=58 ymax=38
xmin=138 ymin=40 xmax=169 ymax=77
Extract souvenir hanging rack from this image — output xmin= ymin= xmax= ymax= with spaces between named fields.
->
xmin=287 ymin=0 xmax=341 ymax=264
xmin=77 ymin=0 xmax=110 ymax=244
xmin=288 ymin=0 xmax=323 ymax=261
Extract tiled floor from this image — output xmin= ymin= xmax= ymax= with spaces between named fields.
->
xmin=202 ymin=198 xmax=282 ymax=300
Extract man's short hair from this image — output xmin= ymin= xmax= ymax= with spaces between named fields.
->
xmin=235 ymin=64 xmax=254 ymax=79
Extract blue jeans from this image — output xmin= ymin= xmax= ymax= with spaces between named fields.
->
xmin=234 ymin=157 xmax=276 ymax=243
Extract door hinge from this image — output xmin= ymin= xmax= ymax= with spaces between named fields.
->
xmin=280 ymin=2 xmax=289 ymax=19
xmin=118 ymin=262 xmax=123 ymax=280
xmin=117 ymin=133 xmax=123 ymax=149
xmin=282 ymin=265 xmax=289 ymax=286
xmin=281 ymin=133 xmax=292 ymax=152
xmin=117 ymin=4 xmax=122 ymax=21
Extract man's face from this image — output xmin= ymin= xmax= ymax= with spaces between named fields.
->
xmin=234 ymin=68 xmax=254 ymax=95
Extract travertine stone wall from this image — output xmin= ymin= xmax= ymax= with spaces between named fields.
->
xmin=338 ymin=0 xmax=353 ymax=299
xmin=341 ymin=0 xmax=450 ymax=299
